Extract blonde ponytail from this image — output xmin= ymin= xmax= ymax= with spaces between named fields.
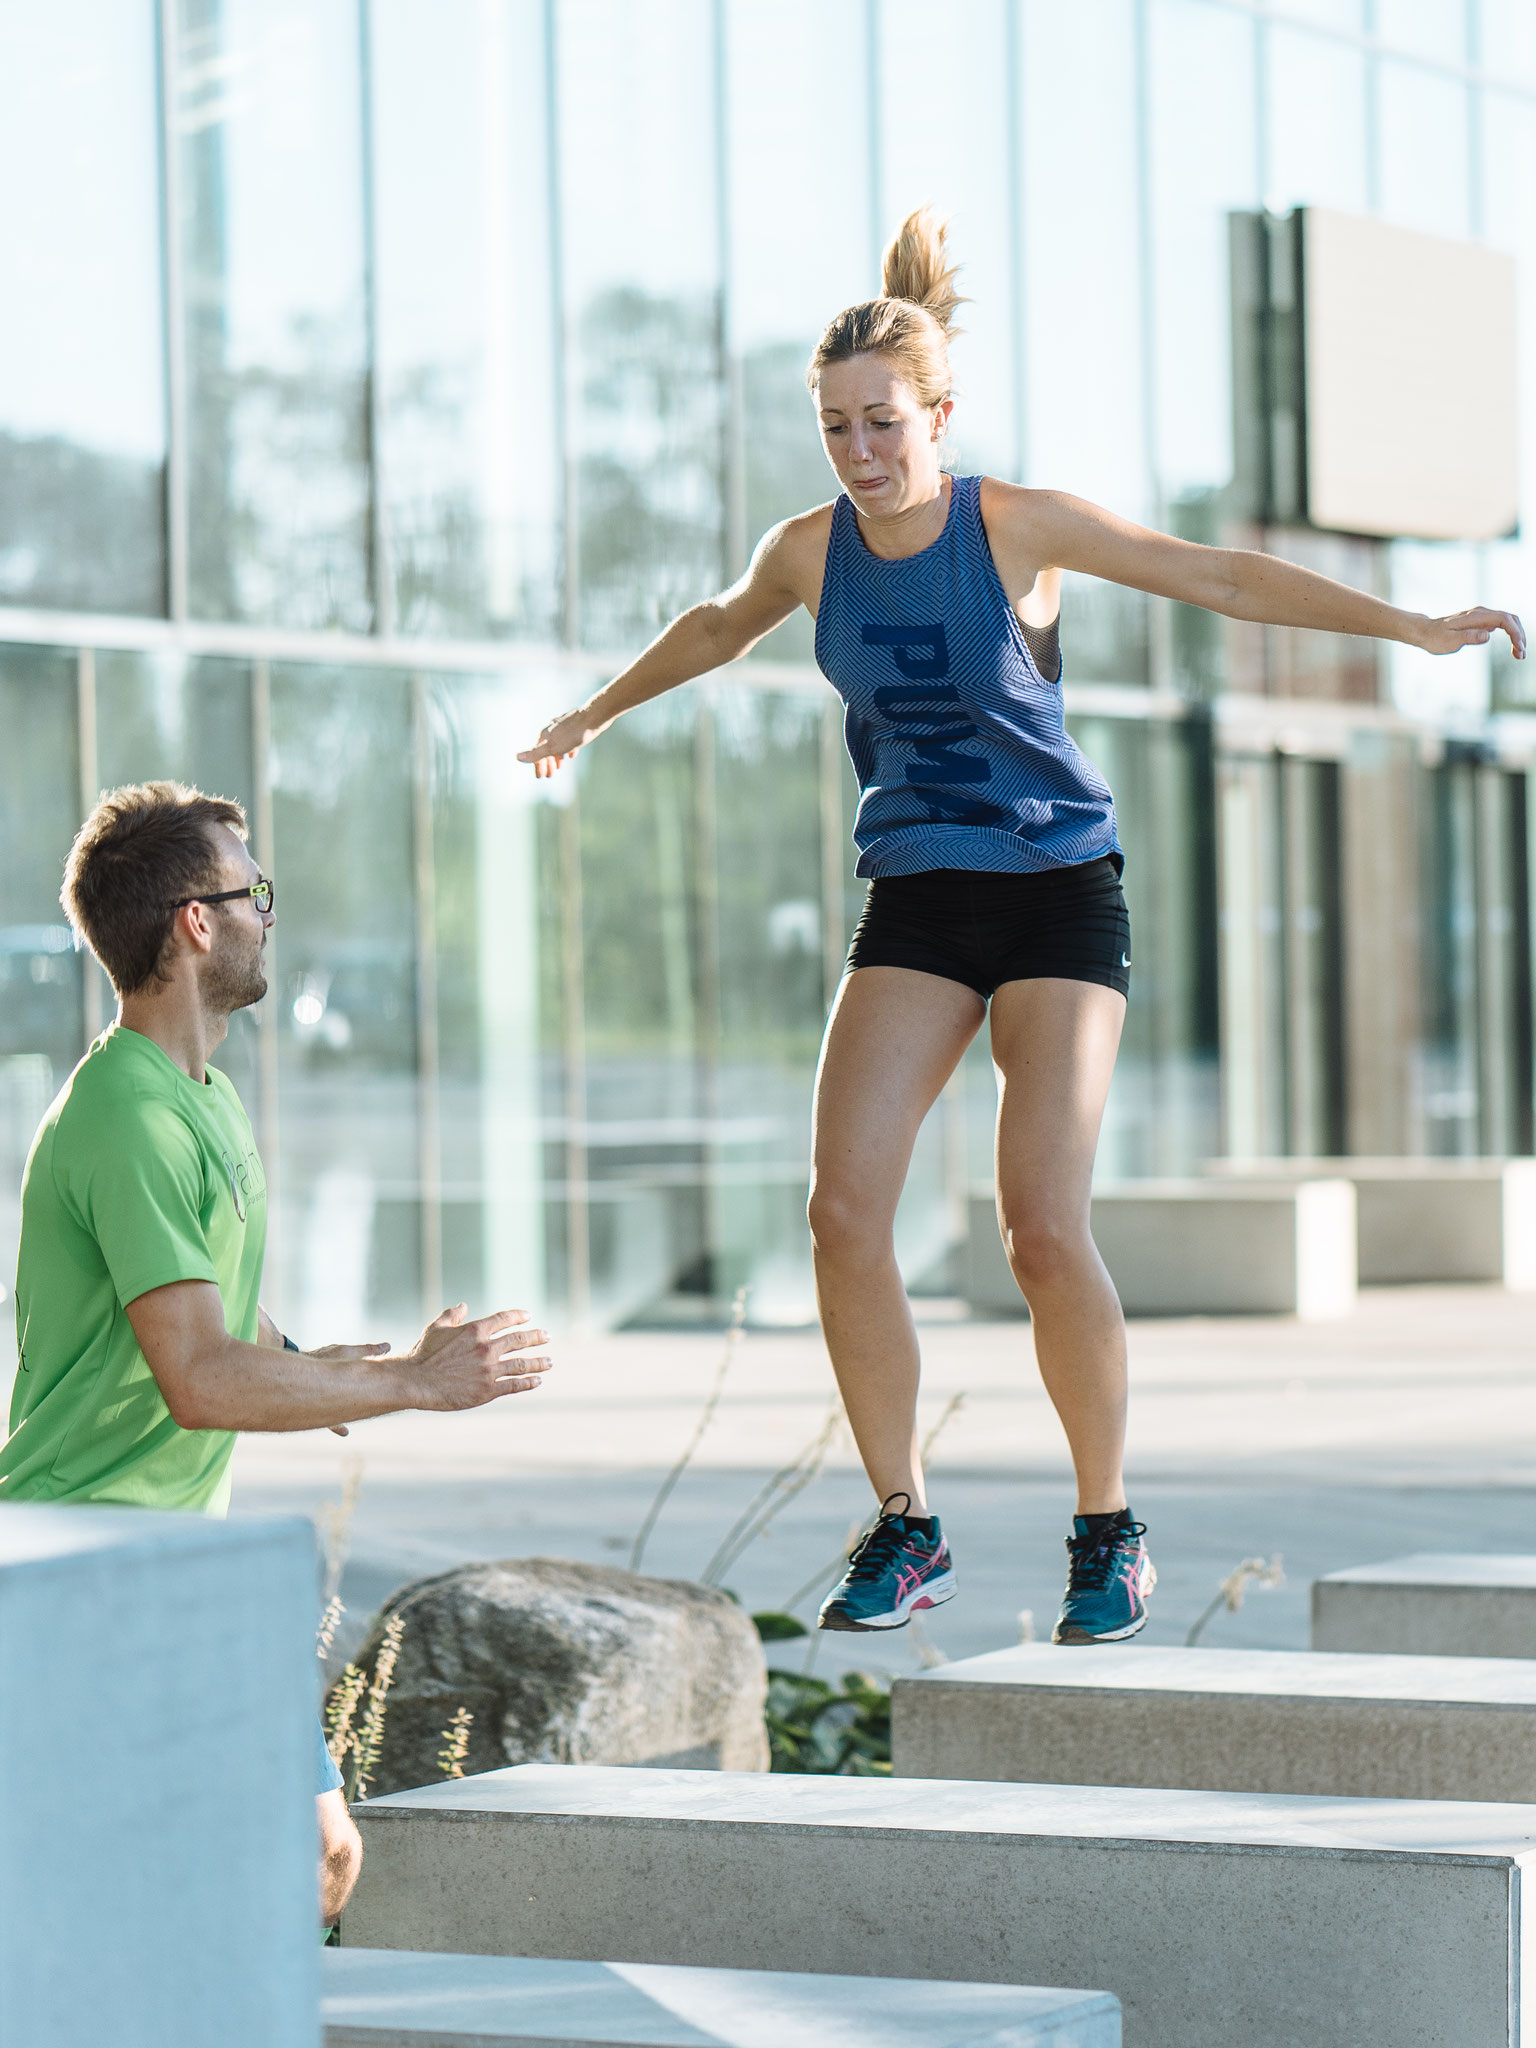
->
xmin=806 ymin=207 xmax=965 ymax=408
xmin=880 ymin=206 xmax=964 ymax=336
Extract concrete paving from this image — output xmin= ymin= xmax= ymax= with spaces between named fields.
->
xmin=892 ymin=1642 xmax=1536 ymax=1799
xmin=1313 ymin=1553 xmax=1536 ymax=1657
xmin=221 ymin=1285 xmax=1536 ymax=1681
xmin=320 ymin=1950 xmax=1122 ymax=2046
xmin=341 ymin=1763 xmax=1536 ymax=2048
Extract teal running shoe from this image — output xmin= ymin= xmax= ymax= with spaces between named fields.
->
xmin=818 ymin=1494 xmax=956 ymax=1632
xmin=1052 ymin=1513 xmax=1155 ymax=1644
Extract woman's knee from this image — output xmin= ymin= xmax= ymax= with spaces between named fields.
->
xmin=807 ymin=1177 xmax=895 ymax=1262
xmin=998 ymin=1202 xmax=1092 ymax=1290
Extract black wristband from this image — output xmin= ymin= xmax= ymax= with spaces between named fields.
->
xmin=282 ymin=1333 xmax=300 ymax=1353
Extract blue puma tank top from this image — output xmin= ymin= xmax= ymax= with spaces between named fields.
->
xmin=813 ymin=473 xmax=1121 ymax=879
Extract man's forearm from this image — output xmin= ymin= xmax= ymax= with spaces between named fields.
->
xmin=168 ymin=1333 xmax=417 ymax=1433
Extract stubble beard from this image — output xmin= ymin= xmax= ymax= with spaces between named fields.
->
xmin=204 ymin=923 xmax=268 ymax=1014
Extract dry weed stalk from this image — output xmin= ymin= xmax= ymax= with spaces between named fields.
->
xmin=351 ymin=1613 xmax=406 ymax=1801
xmin=699 ymin=1394 xmax=844 ymax=1587
xmin=315 ymin=1594 xmax=345 ymax=1662
xmin=319 ymin=1454 xmax=365 ymax=1608
xmin=325 ymin=1663 xmax=367 ymax=1777
xmin=630 ymin=1285 xmax=749 ymax=1573
xmin=437 ymin=1706 xmax=474 ymax=1779
xmin=1185 ymin=1554 xmax=1286 ymax=1647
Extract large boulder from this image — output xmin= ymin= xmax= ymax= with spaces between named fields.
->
xmin=333 ymin=1557 xmax=769 ymax=1797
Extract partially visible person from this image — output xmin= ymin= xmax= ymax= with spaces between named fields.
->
xmin=1 ymin=781 xmax=554 ymax=1933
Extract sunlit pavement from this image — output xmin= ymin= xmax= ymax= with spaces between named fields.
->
xmin=229 ymin=1284 xmax=1536 ymax=1681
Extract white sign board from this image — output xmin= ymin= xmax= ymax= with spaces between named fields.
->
xmin=1303 ymin=207 xmax=1519 ymax=542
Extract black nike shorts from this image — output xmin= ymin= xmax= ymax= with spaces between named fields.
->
xmin=844 ymin=857 xmax=1131 ymax=1001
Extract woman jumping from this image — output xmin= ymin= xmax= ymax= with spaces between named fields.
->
xmin=520 ymin=210 xmax=1525 ymax=1644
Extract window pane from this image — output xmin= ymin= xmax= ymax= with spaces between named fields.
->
xmin=1021 ymin=0 xmax=1150 ymax=684
xmin=1274 ymin=0 xmax=1365 ymax=26
xmin=568 ymin=693 xmax=711 ymax=1320
xmin=0 ymin=648 xmax=84 ymax=1368
xmin=1266 ymin=29 xmax=1370 ymax=214
xmin=711 ymin=685 xmax=830 ymax=1322
xmin=727 ymin=0 xmax=871 ymax=662
xmin=0 ymin=4 xmax=165 ymax=614
xmin=1074 ymin=712 xmax=1219 ymax=1175
xmin=1483 ymin=94 xmax=1536 ymax=713
xmin=1377 ymin=0 xmax=1470 ymax=62
xmin=1149 ymin=0 xmax=1258 ymax=502
xmin=425 ymin=668 xmax=554 ymax=1318
xmin=877 ymin=0 xmax=1018 ymax=483
xmin=557 ymin=0 xmax=725 ymax=650
xmin=177 ymin=0 xmax=372 ymax=628
xmin=1021 ymin=0 xmax=1146 ymax=517
xmin=266 ymin=667 xmax=419 ymax=1339
xmin=1481 ymin=1 xmax=1536 ymax=82
xmin=371 ymin=0 xmax=560 ymax=640
xmin=1378 ymin=60 xmax=1472 ymax=236
xmin=93 ymin=651 xmax=261 ymax=1111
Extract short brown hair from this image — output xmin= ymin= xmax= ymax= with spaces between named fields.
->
xmin=806 ymin=206 xmax=966 ymax=409
xmin=62 ymin=781 xmax=249 ymax=996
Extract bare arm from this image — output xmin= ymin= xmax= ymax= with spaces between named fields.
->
xmin=126 ymin=1283 xmax=552 ymax=1434
xmin=1012 ymin=490 xmax=1526 ymax=659
xmin=517 ymin=511 xmax=829 ymax=776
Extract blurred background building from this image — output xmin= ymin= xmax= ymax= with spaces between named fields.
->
xmin=1 ymin=0 xmax=1534 ymax=1343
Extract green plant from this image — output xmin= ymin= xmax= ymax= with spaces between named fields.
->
xmin=764 ymin=1666 xmax=891 ymax=1775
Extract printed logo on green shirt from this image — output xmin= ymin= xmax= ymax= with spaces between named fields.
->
xmin=220 ymin=1143 xmax=265 ymax=1223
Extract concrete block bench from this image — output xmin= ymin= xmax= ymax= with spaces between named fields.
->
xmin=891 ymin=1641 xmax=1536 ymax=1801
xmin=320 ymin=1950 xmax=1121 ymax=2046
xmin=964 ymin=1177 xmax=1356 ymax=1318
xmin=0 ymin=1503 xmax=319 ymax=2048
xmin=342 ymin=1763 xmax=1536 ymax=2047
xmin=1206 ymin=1155 xmax=1536 ymax=1285
xmin=1314 ymin=1554 xmax=1536 ymax=1658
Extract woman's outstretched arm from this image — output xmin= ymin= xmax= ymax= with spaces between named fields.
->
xmin=1004 ymin=487 xmax=1526 ymax=661
xmin=517 ymin=509 xmax=829 ymax=776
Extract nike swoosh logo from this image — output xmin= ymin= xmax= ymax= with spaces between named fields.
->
xmin=1121 ymin=953 xmax=1131 ymax=967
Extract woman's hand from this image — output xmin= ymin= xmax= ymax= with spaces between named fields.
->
xmin=1415 ymin=608 xmax=1527 ymax=659
xmin=517 ymin=706 xmax=608 ymax=778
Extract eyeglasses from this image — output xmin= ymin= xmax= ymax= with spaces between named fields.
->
xmin=172 ymin=876 xmax=275 ymax=916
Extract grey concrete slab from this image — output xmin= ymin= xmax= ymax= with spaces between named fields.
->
xmin=1206 ymin=1156 xmax=1536 ymax=1285
xmin=0 ymin=1504 xmax=319 ymax=2048
xmin=320 ymin=1949 xmax=1121 ymax=2046
xmin=342 ymin=1763 xmax=1536 ymax=2048
xmin=1313 ymin=1553 xmax=1536 ymax=1657
xmin=891 ymin=1641 xmax=1536 ymax=1800
xmin=966 ymin=1181 xmax=1356 ymax=1319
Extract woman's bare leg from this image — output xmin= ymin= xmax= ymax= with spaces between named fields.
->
xmin=988 ymin=977 xmax=1128 ymax=1515
xmin=809 ymin=966 xmax=985 ymax=1511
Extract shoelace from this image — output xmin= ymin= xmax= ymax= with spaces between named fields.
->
xmin=1065 ymin=1519 xmax=1147 ymax=1593
xmin=843 ymin=1515 xmax=923 ymax=1585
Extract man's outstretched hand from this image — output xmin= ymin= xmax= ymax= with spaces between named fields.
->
xmin=398 ymin=1304 xmax=553 ymax=1412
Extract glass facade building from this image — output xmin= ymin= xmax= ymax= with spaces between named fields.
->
xmin=2 ymin=1 xmax=1534 ymax=1347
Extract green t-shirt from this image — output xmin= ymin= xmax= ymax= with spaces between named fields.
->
xmin=1 ymin=1023 xmax=266 ymax=1513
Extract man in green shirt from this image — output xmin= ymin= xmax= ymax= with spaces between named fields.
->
xmin=3 ymin=780 xmax=553 ymax=1930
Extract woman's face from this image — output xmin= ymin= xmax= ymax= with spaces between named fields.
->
xmin=815 ymin=355 xmax=951 ymax=519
